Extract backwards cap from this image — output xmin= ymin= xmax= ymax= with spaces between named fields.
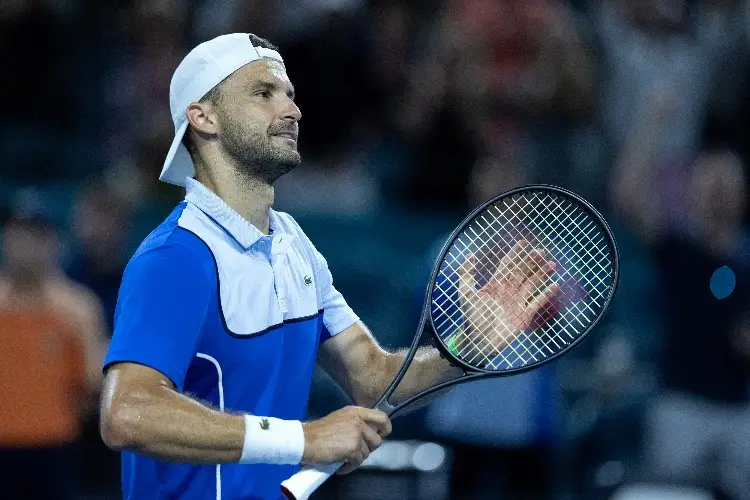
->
xmin=159 ymin=33 xmax=284 ymax=187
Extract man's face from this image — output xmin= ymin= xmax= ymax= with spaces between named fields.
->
xmin=212 ymin=59 xmax=302 ymax=184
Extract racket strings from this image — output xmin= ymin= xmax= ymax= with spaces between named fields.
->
xmin=438 ymin=239 xmax=538 ymax=367
xmin=439 ymin=221 xmax=561 ymax=367
xmin=432 ymin=191 xmax=615 ymax=370
xmin=520 ymin=195 xmax=611 ymax=289
xmin=438 ymin=235 xmax=549 ymax=367
xmin=456 ymin=233 xmax=547 ymax=366
xmin=513 ymin=195 xmax=612 ymax=323
xmin=458 ymin=226 xmax=561 ymax=367
xmin=458 ymin=206 xmax=575 ymax=361
xmin=502 ymin=195 xmax=612 ymax=341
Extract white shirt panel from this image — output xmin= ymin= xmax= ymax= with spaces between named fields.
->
xmin=177 ymin=204 xmax=282 ymax=334
xmin=178 ymin=179 xmax=358 ymax=337
xmin=272 ymin=211 xmax=359 ymax=336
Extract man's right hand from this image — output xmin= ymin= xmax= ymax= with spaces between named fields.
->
xmin=301 ymin=406 xmax=392 ymax=474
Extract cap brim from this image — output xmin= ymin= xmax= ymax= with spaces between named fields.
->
xmin=159 ymin=120 xmax=193 ymax=187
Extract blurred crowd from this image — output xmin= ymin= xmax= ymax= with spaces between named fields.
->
xmin=2 ymin=0 xmax=750 ymax=499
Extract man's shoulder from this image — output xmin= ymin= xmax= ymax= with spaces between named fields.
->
xmin=127 ymin=203 xmax=216 ymax=274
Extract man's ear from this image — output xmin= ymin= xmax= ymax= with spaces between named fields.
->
xmin=186 ymin=101 xmax=219 ymax=136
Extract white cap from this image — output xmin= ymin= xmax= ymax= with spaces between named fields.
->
xmin=159 ymin=33 xmax=284 ymax=187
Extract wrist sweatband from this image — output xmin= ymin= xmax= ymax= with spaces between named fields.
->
xmin=239 ymin=415 xmax=305 ymax=465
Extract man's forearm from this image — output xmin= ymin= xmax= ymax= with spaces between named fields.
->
xmin=384 ymin=347 xmax=462 ymax=407
xmin=318 ymin=322 xmax=463 ymax=411
xmin=102 ymin=383 xmax=245 ymax=464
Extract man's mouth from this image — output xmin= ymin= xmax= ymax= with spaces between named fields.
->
xmin=273 ymin=131 xmax=298 ymax=141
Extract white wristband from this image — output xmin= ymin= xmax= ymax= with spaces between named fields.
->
xmin=239 ymin=415 xmax=305 ymax=465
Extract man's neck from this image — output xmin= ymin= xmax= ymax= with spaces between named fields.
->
xmin=196 ymin=168 xmax=274 ymax=235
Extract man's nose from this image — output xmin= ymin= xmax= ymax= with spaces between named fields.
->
xmin=281 ymin=97 xmax=301 ymax=122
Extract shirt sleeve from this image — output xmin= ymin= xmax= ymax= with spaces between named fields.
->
xmin=103 ymin=243 xmax=213 ymax=390
xmin=280 ymin=213 xmax=359 ymax=339
xmin=310 ymin=247 xmax=359 ymax=339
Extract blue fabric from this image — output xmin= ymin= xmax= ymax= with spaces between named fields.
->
xmin=104 ymin=203 xmax=326 ymax=500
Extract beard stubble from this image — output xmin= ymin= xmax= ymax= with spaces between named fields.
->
xmin=219 ymin=109 xmax=301 ymax=185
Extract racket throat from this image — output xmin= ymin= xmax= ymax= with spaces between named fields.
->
xmin=373 ymin=397 xmax=396 ymax=415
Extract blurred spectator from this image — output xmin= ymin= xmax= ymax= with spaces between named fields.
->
xmin=613 ymin=100 xmax=750 ymax=497
xmin=595 ymin=0 xmax=743 ymax=167
xmin=280 ymin=6 xmax=374 ymax=162
xmin=103 ymin=0 xmax=190 ymax=182
xmin=0 ymin=210 xmax=107 ymax=499
xmin=396 ymin=0 xmax=601 ymax=211
xmin=647 ymin=151 xmax=750 ymax=499
xmin=393 ymin=5 xmax=486 ymax=212
xmin=65 ymin=181 xmax=135 ymax=493
xmin=446 ymin=0 xmax=597 ymax=122
xmin=67 ymin=182 xmax=133 ymax=334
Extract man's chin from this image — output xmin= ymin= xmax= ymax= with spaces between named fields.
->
xmin=279 ymin=149 xmax=302 ymax=167
xmin=265 ymin=154 xmax=302 ymax=183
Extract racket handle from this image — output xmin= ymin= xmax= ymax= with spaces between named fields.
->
xmin=280 ymin=462 xmax=342 ymax=500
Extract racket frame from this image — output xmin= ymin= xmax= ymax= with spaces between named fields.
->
xmin=374 ymin=184 xmax=619 ymax=418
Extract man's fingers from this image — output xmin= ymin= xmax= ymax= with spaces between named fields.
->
xmin=337 ymin=449 xmax=366 ymax=475
xmin=520 ymin=261 xmax=556 ymax=300
xmin=458 ymin=253 xmax=478 ymax=309
xmin=524 ymin=282 xmax=560 ymax=318
xmin=505 ymin=249 xmax=544 ymax=291
xmin=458 ymin=253 xmax=476 ymax=286
xmin=361 ymin=424 xmax=383 ymax=453
xmin=339 ymin=424 xmax=383 ymax=475
xmin=337 ymin=464 xmax=357 ymax=475
xmin=358 ymin=409 xmax=392 ymax=437
xmin=497 ymin=239 xmax=528 ymax=274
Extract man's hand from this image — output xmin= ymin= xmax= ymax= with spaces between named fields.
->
xmin=301 ymin=406 xmax=392 ymax=475
xmin=457 ymin=240 xmax=560 ymax=360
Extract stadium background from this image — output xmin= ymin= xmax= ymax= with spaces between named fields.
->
xmin=2 ymin=0 xmax=750 ymax=499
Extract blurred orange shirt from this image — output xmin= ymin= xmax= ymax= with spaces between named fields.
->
xmin=0 ymin=303 xmax=85 ymax=447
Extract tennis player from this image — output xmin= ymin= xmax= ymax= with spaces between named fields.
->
xmin=100 ymin=33 xmax=558 ymax=500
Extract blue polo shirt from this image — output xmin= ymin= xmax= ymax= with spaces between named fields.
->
xmin=104 ymin=179 xmax=358 ymax=500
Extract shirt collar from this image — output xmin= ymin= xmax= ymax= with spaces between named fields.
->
xmin=184 ymin=178 xmax=278 ymax=249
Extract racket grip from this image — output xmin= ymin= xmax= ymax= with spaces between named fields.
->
xmin=280 ymin=462 xmax=342 ymax=500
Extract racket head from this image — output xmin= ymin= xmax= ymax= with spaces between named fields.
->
xmin=427 ymin=184 xmax=619 ymax=375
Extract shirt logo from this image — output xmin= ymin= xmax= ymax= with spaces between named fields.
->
xmin=304 ymin=275 xmax=313 ymax=286
xmin=260 ymin=418 xmax=270 ymax=430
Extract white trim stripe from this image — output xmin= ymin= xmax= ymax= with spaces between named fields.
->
xmin=196 ymin=353 xmax=224 ymax=500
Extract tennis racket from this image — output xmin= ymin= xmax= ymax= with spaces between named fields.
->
xmin=281 ymin=185 xmax=619 ymax=500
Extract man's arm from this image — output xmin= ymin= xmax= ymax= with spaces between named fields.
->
xmin=318 ymin=321 xmax=462 ymax=410
xmin=100 ymin=362 xmax=245 ymax=463
xmin=318 ymin=244 xmax=558 ymax=409
xmin=101 ymin=362 xmax=391 ymax=469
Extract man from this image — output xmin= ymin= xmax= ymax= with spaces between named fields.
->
xmin=0 ymin=211 xmax=106 ymax=499
xmin=100 ymin=33 xmax=558 ymax=500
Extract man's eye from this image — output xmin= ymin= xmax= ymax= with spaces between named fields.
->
xmin=255 ymin=90 xmax=271 ymax=98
